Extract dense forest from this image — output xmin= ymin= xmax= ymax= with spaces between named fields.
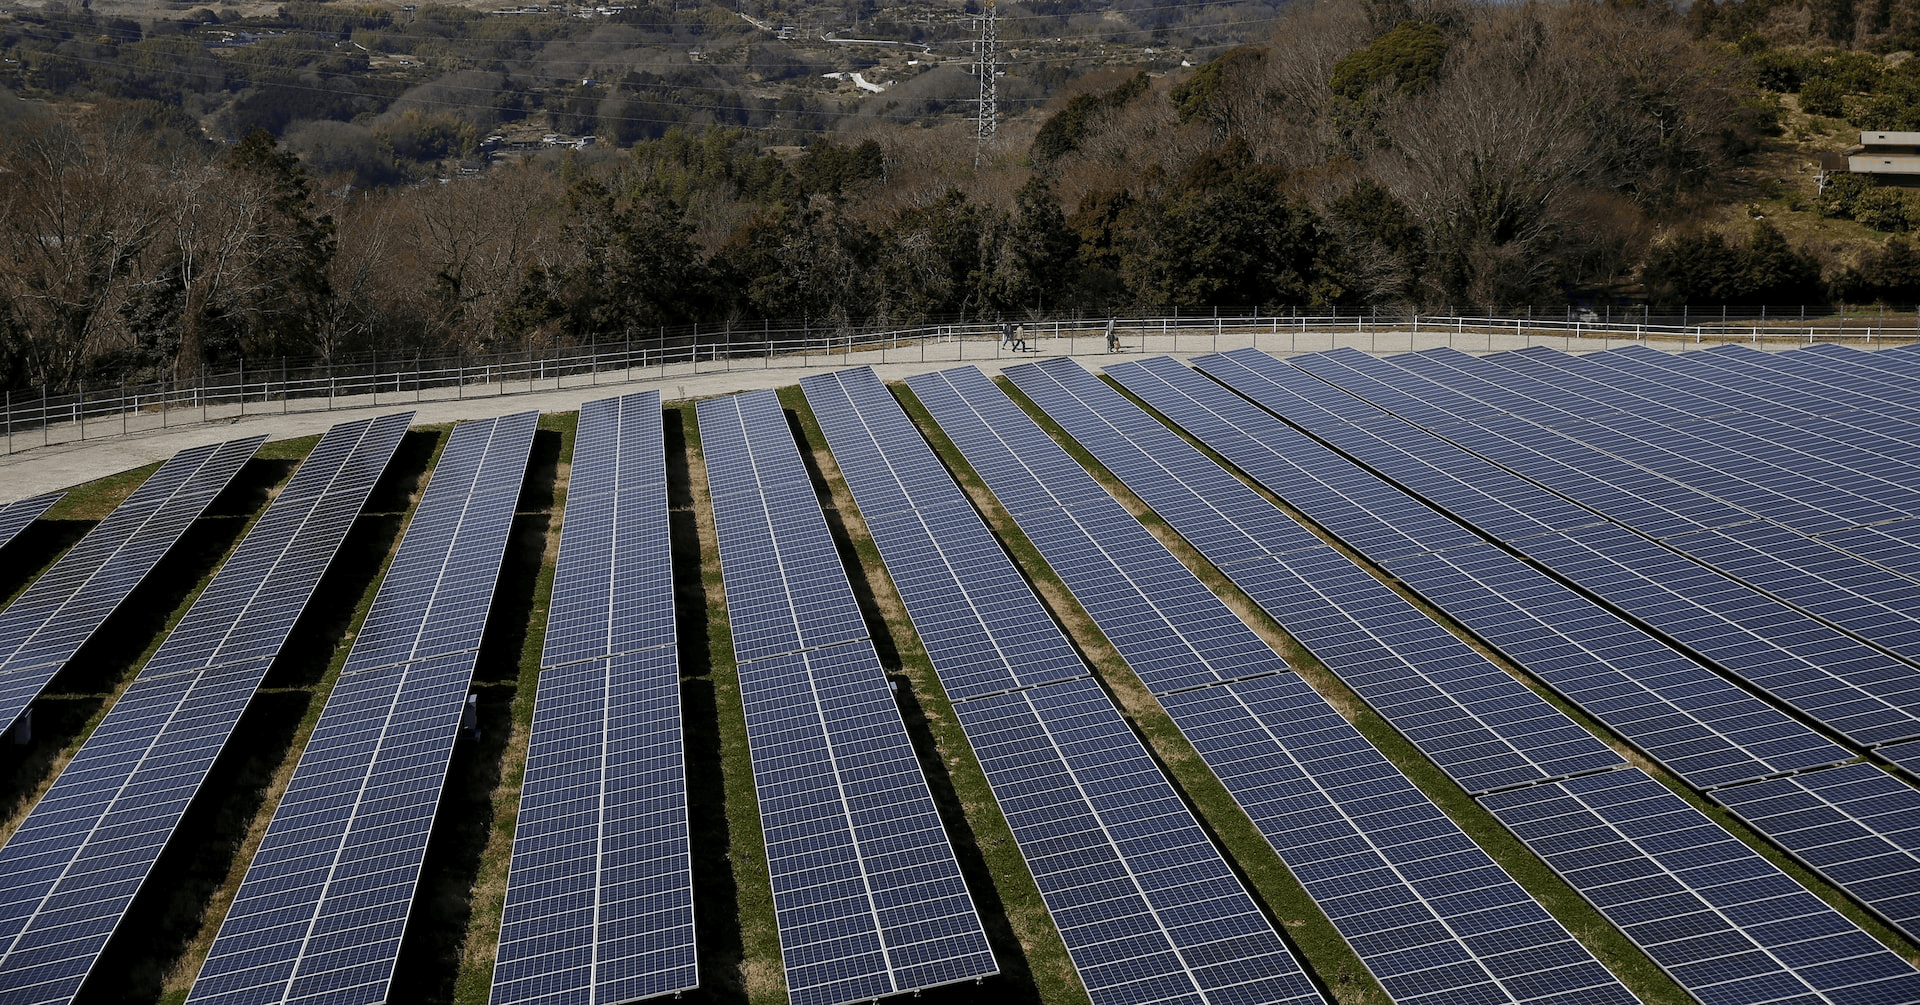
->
xmin=14 ymin=0 xmax=1920 ymax=391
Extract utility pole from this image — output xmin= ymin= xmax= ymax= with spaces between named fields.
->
xmin=974 ymin=0 xmax=997 ymax=163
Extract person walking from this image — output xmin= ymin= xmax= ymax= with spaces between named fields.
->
xmin=1105 ymin=318 xmax=1119 ymax=353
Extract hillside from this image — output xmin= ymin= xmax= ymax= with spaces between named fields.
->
xmin=10 ymin=0 xmax=1920 ymax=394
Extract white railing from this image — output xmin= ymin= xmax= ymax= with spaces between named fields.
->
xmin=4 ymin=312 xmax=1912 ymax=455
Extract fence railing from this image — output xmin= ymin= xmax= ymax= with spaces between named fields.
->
xmin=5 ymin=310 xmax=1915 ymax=456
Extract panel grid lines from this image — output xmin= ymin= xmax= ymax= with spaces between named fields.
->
xmin=1482 ymin=769 xmax=1920 ymax=1005
xmin=0 ymin=493 xmax=62 ymax=556
xmin=189 ymin=411 xmax=535 ymax=1005
xmin=802 ymin=367 xmax=1326 ymax=1005
xmin=989 ymin=359 xmax=1622 ymax=796
xmin=0 ymin=435 xmax=264 ymax=736
xmin=696 ymin=387 xmax=995 ymax=1005
xmin=901 ymin=364 xmax=1641 ymax=1005
xmin=0 ymin=414 xmax=411 ymax=1005
xmin=1194 ymin=348 xmax=1920 ymax=749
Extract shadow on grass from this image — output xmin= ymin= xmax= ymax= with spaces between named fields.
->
xmin=781 ymin=407 xmax=1039 ymax=1005
xmin=389 ymin=426 xmax=562 ymax=1004
xmin=73 ymin=435 xmax=435 ymax=1004
xmin=667 ymin=406 xmax=748 ymax=1005
xmin=0 ymin=455 xmax=287 ymax=834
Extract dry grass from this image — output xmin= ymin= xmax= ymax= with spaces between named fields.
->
xmin=777 ymin=384 xmax=1088 ymax=1005
xmin=156 ymin=426 xmax=451 ymax=1004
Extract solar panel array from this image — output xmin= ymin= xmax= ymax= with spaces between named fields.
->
xmin=0 ymin=413 xmax=411 ymax=1005
xmin=1163 ymin=348 xmax=1920 ymax=946
xmin=1879 ymin=739 xmax=1920 ymax=781
xmin=0 ymin=493 xmax=62 ymax=556
xmin=996 ymin=355 xmax=1920 ymax=986
xmin=1708 ymin=764 xmax=1920 ymax=939
xmin=695 ymin=389 xmax=997 ymax=1005
xmin=1194 ymin=348 xmax=1920 ymax=748
xmin=189 ymin=410 xmax=536 ymax=1005
xmin=1483 ymin=769 xmax=1920 ymax=1005
xmin=804 ymin=368 xmax=1335 ymax=1005
xmin=899 ymin=365 xmax=1637 ymax=1005
xmin=1098 ymin=356 xmax=1850 ymax=791
xmin=983 ymin=360 xmax=1622 ymax=797
xmin=492 ymin=391 xmax=697 ymax=1005
xmin=1352 ymin=345 xmax=1920 ymax=665
xmin=0 ymin=436 xmax=263 ymax=738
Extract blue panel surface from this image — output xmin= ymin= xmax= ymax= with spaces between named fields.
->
xmin=0 ymin=494 xmax=61 ymax=556
xmin=493 ymin=391 xmax=696 ymax=1005
xmin=1482 ymin=769 xmax=1920 ymax=1005
xmin=1162 ymin=675 xmax=1638 ymax=1005
xmin=1710 ymin=764 xmax=1920 ymax=943
xmin=957 ymin=679 xmax=1329 ymax=1005
xmin=0 ymin=414 xmax=410 ymax=1005
xmin=1194 ymin=349 xmax=1920 ymax=748
xmin=696 ymin=388 xmax=996 ymax=1005
xmin=914 ymin=364 xmax=1619 ymax=796
xmin=189 ymin=412 xmax=535 ymax=1005
xmin=697 ymin=391 xmax=867 ymax=665
xmin=803 ymin=368 xmax=1333 ymax=1005
xmin=0 ymin=436 xmax=263 ymax=736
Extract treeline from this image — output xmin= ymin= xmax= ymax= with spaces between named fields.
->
xmin=12 ymin=0 xmax=1920 ymax=392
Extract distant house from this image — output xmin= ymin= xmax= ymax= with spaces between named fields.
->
xmin=1832 ymin=131 xmax=1920 ymax=189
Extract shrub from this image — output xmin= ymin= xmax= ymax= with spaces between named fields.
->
xmin=1853 ymin=186 xmax=1914 ymax=231
xmin=1817 ymin=172 xmax=1875 ymax=218
xmin=1328 ymin=21 xmax=1449 ymax=100
xmin=1800 ymin=76 xmax=1846 ymax=116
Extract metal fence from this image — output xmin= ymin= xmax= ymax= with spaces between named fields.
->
xmin=6 ymin=308 xmax=1916 ymax=455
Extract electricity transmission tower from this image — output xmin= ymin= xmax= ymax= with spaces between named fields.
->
xmin=974 ymin=0 xmax=997 ymax=154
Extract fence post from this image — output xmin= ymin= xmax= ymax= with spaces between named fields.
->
xmin=121 ymin=380 xmax=127 ymax=437
xmin=282 ymin=357 xmax=289 ymax=414
xmin=42 ymin=383 xmax=49 ymax=447
xmin=78 ymin=378 xmax=85 ymax=441
xmin=238 ymin=357 xmax=245 ymax=417
xmin=201 ymin=363 xmax=208 ymax=424
xmin=371 ymin=348 xmax=378 ymax=406
xmin=4 ymin=389 xmax=9 ymax=455
xmin=163 ymin=376 xmax=169 ymax=429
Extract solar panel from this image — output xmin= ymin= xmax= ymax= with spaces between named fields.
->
xmin=954 ymin=360 xmax=1621 ymax=794
xmin=1333 ymin=348 xmax=1749 ymax=538
xmin=801 ymin=368 xmax=1335 ymax=1005
xmin=1658 ymin=348 xmax=1920 ymax=479
xmin=1737 ymin=344 xmax=1920 ymax=425
xmin=188 ymin=411 xmax=536 ymax=1005
xmin=956 ymin=678 xmax=1330 ymax=1005
xmin=1316 ymin=347 xmax=1920 ymax=673
xmin=0 ymin=414 xmax=411 ymax=1005
xmin=1876 ymin=739 xmax=1920 ymax=781
xmin=698 ymin=391 xmax=868 ymax=665
xmin=1709 ymin=764 xmax=1920 ymax=943
xmin=1574 ymin=349 xmax=1920 ymax=514
xmin=1481 ymin=769 xmax=1920 ymax=1005
xmin=695 ymin=389 xmax=996 ymax=1005
xmin=0 ymin=493 xmax=61 ymax=555
xmin=800 ymin=371 xmax=1088 ymax=701
xmin=1161 ymin=674 xmax=1638 ymax=1005
xmin=1103 ymin=354 xmax=1852 ymax=787
xmin=493 ymin=391 xmax=696 ymax=1005
xmin=0 ymin=435 xmax=263 ymax=736
xmin=0 ymin=659 xmax=271 ymax=1005
xmin=1466 ymin=348 xmax=1894 ymax=535
xmin=1196 ymin=349 xmax=1920 ymax=748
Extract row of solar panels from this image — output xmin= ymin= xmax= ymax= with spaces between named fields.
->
xmin=0 ymin=340 xmax=1917 ymax=1005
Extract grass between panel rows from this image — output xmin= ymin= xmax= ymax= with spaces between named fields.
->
xmin=154 ymin=426 xmax=451 ymax=1004
xmin=1083 ymin=368 xmax=1920 ymax=971
xmin=777 ymin=384 xmax=1085 ymax=1005
xmin=984 ymin=372 xmax=1702 ymax=1005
